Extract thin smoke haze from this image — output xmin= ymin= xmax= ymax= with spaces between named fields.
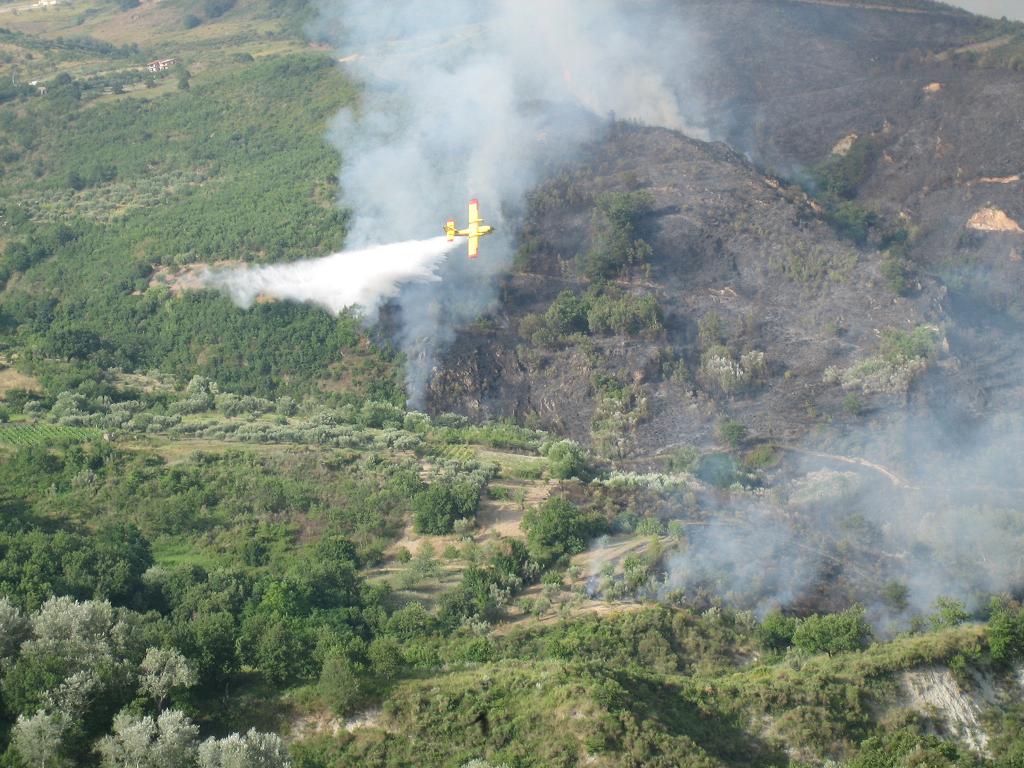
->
xmin=201 ymin=237 xmax=458 ymax=317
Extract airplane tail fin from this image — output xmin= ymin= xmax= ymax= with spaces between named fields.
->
xmin=445 ymin=220 xmax=456 ymax=241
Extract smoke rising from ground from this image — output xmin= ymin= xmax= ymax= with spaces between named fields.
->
xmin=201 ymin=237 xmax=458 ymax=318
xmin=313 ymin=0 xmax=704 ymax=403
xmin=645 ymin=413 xmax=1024 ymax=628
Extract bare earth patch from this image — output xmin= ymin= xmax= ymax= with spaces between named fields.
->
xmin=977 ymin=175 xmax=1021 ymax=185
xmin=290 ymin=708 xmax=381 ymax=740
xmin=967 ymin=208 xmax=1024 ymax=234
xmin=476 ymin=479 xmax=552 ymax=540
xmin=900 ymin=667 xmax=987 ymax=752
xmin=0 ymin=366 xmax=41 ymax=397
xmin=830 ymin=133 xmax=858 ymax=156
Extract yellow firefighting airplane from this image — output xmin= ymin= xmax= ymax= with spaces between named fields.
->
xmin=444 ymin=199 xmax=494 ymax=259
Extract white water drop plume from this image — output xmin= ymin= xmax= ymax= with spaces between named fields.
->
xmin=201 ymin=236 xmax=458 ymax=317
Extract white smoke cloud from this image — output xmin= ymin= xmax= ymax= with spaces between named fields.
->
xmin=201 ymin=237 xmax=458 ymax=319
xmin=312 ymin=0 xmax=704 ymax=403
xmin=195 ymin=0 xmax=703 ymax=405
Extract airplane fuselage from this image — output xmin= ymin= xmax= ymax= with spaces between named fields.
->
xmin=444 ymin=198 xmax=494 ymax=259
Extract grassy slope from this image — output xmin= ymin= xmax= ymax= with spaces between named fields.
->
xmin=302 ymin=611 xmax=989 ymax=767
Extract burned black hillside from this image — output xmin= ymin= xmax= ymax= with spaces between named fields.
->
xmin=429 ymin=0 xmax=1024 ymax=481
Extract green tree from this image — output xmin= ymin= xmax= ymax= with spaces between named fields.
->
xmin=413 ymin=479 xmax=481 ymax=535
xmin=546 ymin=440 xmax=589 ymax=480
xmin=96 ymin=709 xmax=199 ymax=768
xmin=929 ymin=597 xmax=969 ymax=631
xmin=319 ymin=652 xmax=362 ymax=716
xmin=197 ymin=729 xmax=289 ymax=768
xmin=522 ymin=497 xmax=604 ymax=566
xmin=792 ymin=605 xmax=872 ymax=656
xmin=398 ymin=541 xmax=441 ymax=589
xmin=757 ymin=611 xmax=797 ymax=652
xmin=138 ymin=647 xmax=197 ymax=713
xmin=665 ymin=445 xmax=700 ymax=473
xmin=544 ymin=291 xmax=590 ymax=337
xmin=848 ymin=727 xmax=966 ymax=768
xmin=11 ymin=710 xmax=68 ymax=768
xmin=182 ymin=611 xmax=238 ymax=685
xmin=584 ymin=191 xmax=655 ymax=280
xmin=987 ymin=598 xmax=1022 ymax=665
xmin=368 ymin=636 xmax=403 ymax=680
xmin=237 ymin=613 xmax=311 ymax=685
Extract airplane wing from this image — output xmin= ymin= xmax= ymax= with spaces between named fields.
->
xmin=469 ymin=198 xmax=482 ymax=225
xmin=468 ymin=235 xmax=480 ymax=260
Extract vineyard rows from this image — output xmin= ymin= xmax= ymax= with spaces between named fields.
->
xmin=0 ymin=424 xmax=103 ymax=447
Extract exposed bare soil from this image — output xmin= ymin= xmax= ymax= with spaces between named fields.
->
xmin=0 ymin=366 xmax=40 ymax=397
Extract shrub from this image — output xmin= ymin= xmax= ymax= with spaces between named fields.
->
xmin=757 ymin=611 xmax=798 ymax=651
xmin=880 ymin=326 xmax=936 ymax=364
xmin=664 ymin=445 xmax=700 ymax=473
xmin=792 ymin=605 xmax=872 ymax=655
xmin=546 ymin=440 xmax=589 ymax=480
xmin=881 ymin=251 xmax=912 ymax=295
xmin=586 ymin=293 xmax=662 ymax=336
xmin=319 ymin=652 xmax=362 ymax=716
xmin=413 ymin=478 xmax=482 ymax=535
xmin=842 ymin=392 xmax=864 ymax=416
xmin=811 ymin=136 xmax=878 ymax=200
xmin=718 ymin=418 xmax=747 ymax=449
xmin=742 ymin=444 xmax=779 ymax=470
xmin=522 ymin=496 xmax=605 ymax=566
xmin=583 ymin=190 xmax=655 ymax=280
xmin=929 ymin=597 xmax=969 ymax=631
xmin=699 ymin=346 xmax=767 ymax=394
xmin=829 ymin=202 xmax=874 ymax=245
xmin=825 ymin=326 xmax=937 ymax=396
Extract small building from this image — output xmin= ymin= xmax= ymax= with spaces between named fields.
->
xmin=147 ymin=58 xmax=176 ymax=73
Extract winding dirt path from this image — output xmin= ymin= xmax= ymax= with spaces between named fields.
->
xmin=778 ymin=445 xmax=915 ymax=489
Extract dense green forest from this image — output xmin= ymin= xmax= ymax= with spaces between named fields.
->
xmin=2 ymin=0 xmax=1024 ymax=765
xmin=1 ymin=48 xmax=385 ymax=399
xmin=0 ymin=368 xmax=1022 ymax=767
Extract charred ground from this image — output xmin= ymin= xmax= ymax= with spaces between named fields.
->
xmin=428 ymin=0 xmax=1024 ymax=481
